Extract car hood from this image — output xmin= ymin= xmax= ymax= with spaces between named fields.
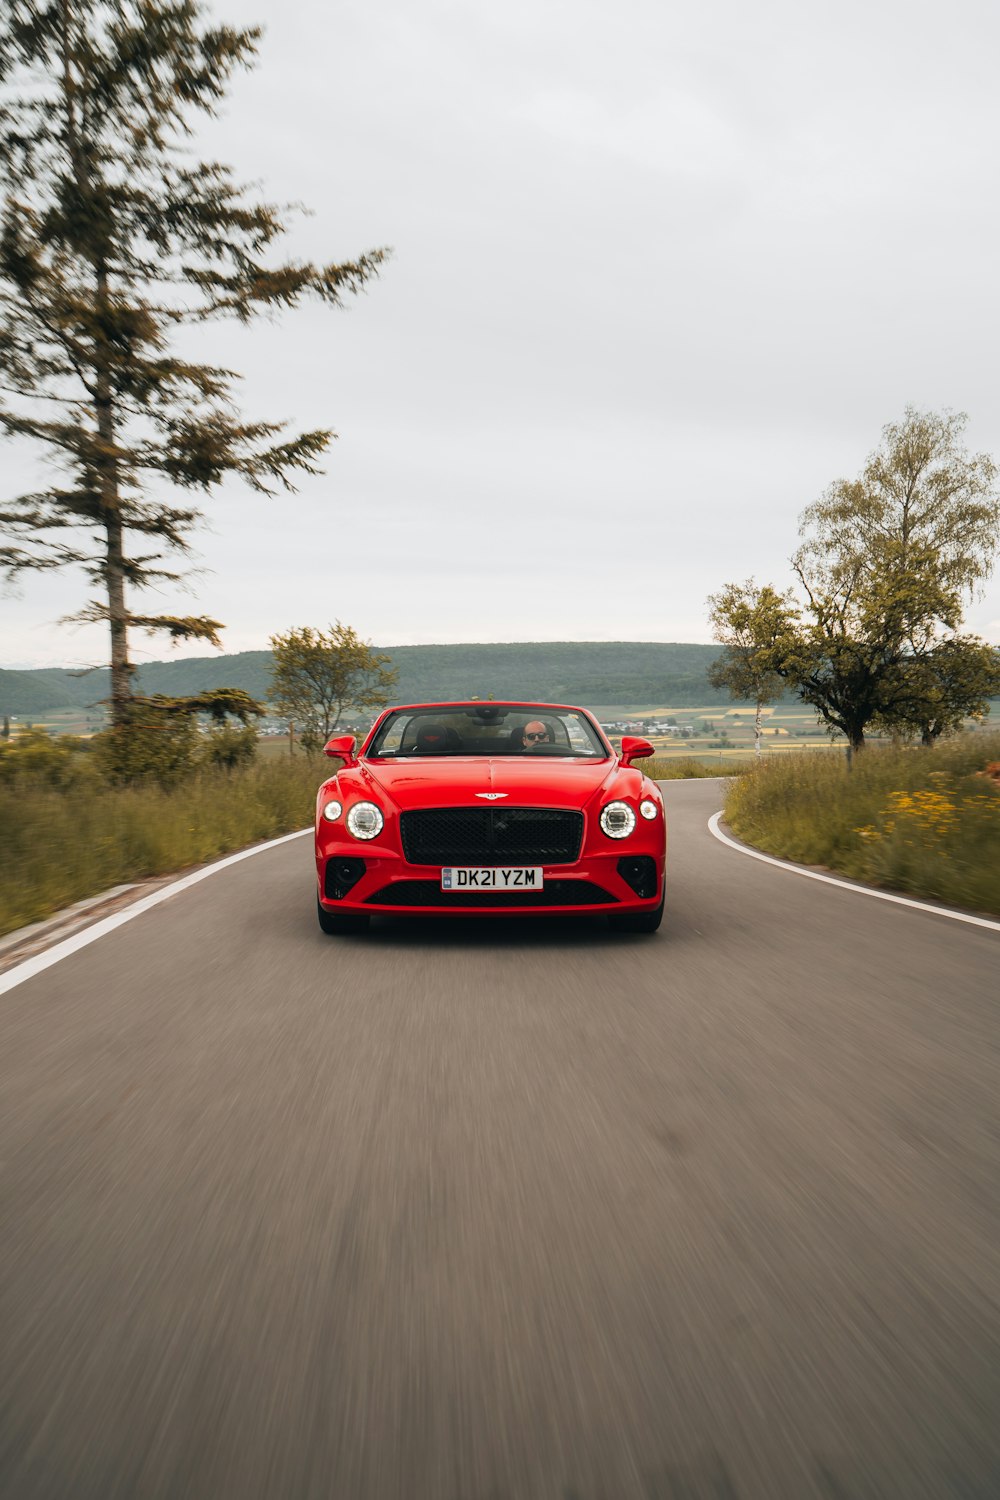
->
xmin=356 ymin=756 xmax=618 ymax=810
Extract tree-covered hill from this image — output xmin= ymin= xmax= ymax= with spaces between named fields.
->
xmin=0 ymin=668 xmax=82 ymax=716
xmin=1 ymin=642 xmax=742 ymax=716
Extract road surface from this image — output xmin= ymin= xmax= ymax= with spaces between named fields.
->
xmin=1 ymin=780 xmax=998 ymax=1499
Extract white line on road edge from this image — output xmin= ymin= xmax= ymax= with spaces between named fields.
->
xmin=708 ymin=812 xmax=1000 ymax=934
xmin=0 ymin=828 xmax=312 ymax=997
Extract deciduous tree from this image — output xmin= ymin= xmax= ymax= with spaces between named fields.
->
xmin=783 ymin=535 xmax=976 ymax=756
xmin=0 ymin=1 xmax=388 ymax=728
xmin=706 ymin=581 xmax=796 ymax=755
xmin=796 ymin=407 xmax=999 ymax=601
xmin=708 ymin=409 xmax=1000 ymax=761
xmin=269 ymin=624 xmax=397 ymax=751
xmin=873 ymin=636 xmax=1000 ymax=746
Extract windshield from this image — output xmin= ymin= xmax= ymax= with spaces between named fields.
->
xmin=366 ymin=705 xmax=609 ymax=758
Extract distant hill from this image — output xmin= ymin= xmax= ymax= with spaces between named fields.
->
xmin=1 ymin=640 xmax=756 ymax=716
xmin=0 ymin=667 xmax=84 ymax=716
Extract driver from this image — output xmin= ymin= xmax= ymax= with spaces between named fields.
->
xmin=521 ymin=719 xmax=553 ymax=750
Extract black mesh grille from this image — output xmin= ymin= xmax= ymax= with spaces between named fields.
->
xmin=399 ymin=808 xmax=583 ymax=865
xmin=366 ymin=880 xmax=616 ymax=907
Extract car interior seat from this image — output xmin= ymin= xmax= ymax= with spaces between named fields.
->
xmin=414 ymin=723 xmax=461 ymax=753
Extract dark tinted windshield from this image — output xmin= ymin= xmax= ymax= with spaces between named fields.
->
xmin=367 ymin=705 xmax=609 ymax=758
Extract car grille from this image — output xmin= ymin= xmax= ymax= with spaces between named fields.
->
xmin=399 ymin=807 xmax=584 ymax=866
xmin=366 ymin=880 xmax=616 ymax=907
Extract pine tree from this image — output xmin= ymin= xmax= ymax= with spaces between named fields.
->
xmin=0 ymin=1 xmax=387 ymax=726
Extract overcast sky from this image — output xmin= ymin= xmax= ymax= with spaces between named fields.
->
xmin=3 ymin=0 xmax=1000 ymax=669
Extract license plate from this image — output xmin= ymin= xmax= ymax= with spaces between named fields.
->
xmin=441 ymin=866 xmax=544 ymax=891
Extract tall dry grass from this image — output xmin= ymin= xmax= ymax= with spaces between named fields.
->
xmin=649 ymin=756 xmax=755 ymax=780
xmin=724 ymin=733 xmax=1000 ymax=915
xmin=0 ymin=756 xmax=322 ymax=936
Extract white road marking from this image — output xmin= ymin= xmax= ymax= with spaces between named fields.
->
xmin=0 ymin=829 xmax=312 ymax=997
xmin=708 ymin=811 xmax=1000 ymax=934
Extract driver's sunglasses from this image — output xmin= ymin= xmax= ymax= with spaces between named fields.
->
xmin=524 ymin=731 xmax=548 ymax=741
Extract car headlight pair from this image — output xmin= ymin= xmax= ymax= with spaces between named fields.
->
xmin=321 ymin=799 xmax=384 ymax=840
xmin=600 ymin=799 xmax=659 ymax=838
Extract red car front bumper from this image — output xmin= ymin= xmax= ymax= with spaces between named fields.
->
xmin=315 ymin=841 xmax=665 ymax=918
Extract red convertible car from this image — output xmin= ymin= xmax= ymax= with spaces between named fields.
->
xmin=314 ymin=702 xmax=665 ymax=935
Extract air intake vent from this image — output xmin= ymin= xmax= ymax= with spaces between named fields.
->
xmin=366 ymin=880 xmax=616 ymax=907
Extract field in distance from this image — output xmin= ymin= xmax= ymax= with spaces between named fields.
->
xmin=590 ymin=704 xmax=844 ymax=765
xmin=14 ymin=701 xmax=998 ymax=768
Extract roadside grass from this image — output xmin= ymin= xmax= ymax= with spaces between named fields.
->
xmin=649 ymin=756 xmax=755 ymax=779
xmin=0 ymin=756 xmax=322 ymax=937
xmin=723 ymin=734 xmax=1000 ymax=915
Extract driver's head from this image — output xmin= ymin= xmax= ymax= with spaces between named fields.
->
xmin=522 ymin=719 xmax=551 ymax=748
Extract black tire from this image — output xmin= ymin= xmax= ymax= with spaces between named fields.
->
xmin=608 ymin=895 xmax=664 ymax=934
xmin=317 ymin=899 xmax=370 ymax=936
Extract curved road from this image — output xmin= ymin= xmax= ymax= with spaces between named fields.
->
xmin=2 ymin=781 xmax=998 ymax=1499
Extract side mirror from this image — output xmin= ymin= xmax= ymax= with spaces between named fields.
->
xmin=324 ymin=734 xmax=357 ymax=765
xmin=620 ymin=735 xmax=654 ymax=766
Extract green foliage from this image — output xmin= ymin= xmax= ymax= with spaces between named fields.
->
xmin=0 ymin=727 xmax=96 ymax=788
xmin=0 ymin=1 xmax=388 ymax=722
xmin=788 ymin=409 xmax=999 ymax=749
xmin=724 ymin=734 xmax=1000 ymax=914
xmin=710 ymin=409 xmax=1000 ymax=753
xmin=140 ymin=686 xmax=264 ymax=724
xmin=872 ymin=636 xmax=1000 ymax=745
xmin=706 ymin=581 xmax=792 ymax=719
xmin=779 ymin=541 xmax=970 ymax=753
xmin=797 ymin=407 xmax=1000 ymax=600
xmin=0 ymin=755 xmax=321 ymax=936
xmin=200 ymin=723 xmax=258 ymax=771
xmin=90 ymin=701 xmax=200 ymax=786
xmin=706 ymin=579 xmax=794 ymax=757
xmin=89 ymin=688 xmax=263 ymax=784
xmin=268 ymin=623 xmax=398 ymax=750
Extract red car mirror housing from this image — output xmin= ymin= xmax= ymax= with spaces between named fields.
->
xmin=620 ymin=736 xmax=654 ymax=766
xmin=324 ymin=734 xmax=357 ymax=764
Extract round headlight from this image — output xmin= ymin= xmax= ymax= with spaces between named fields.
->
xmin=321 ymin=799 xmax=343 ymax=822
xmin=600 ymin=800 xmax=636 ymax=839
xmin=346 ymin=801 xmax=384 ymax=840
xmin=639 ymin=799 xmax=659 ymax=821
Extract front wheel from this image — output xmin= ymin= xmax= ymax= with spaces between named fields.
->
xmin=317 ymin=899 xmax=370 ymax=936
xmin=608 ymin=894 xmax=664 ymax=934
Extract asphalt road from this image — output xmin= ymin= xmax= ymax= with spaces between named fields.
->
xmin=2 ymin=780 xmax=998 ymax=1500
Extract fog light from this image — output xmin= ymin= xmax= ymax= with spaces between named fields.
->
xmin=325 ymin=857 xmax=366 ymax=901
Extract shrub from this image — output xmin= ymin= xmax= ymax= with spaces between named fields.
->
xmin=91 ymin=703 xmax=199 ymax=787
xmin=200 ymin=723 xmax=258 ymax=771
xmin=0 ymin=729 xmax=97 ymax=790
